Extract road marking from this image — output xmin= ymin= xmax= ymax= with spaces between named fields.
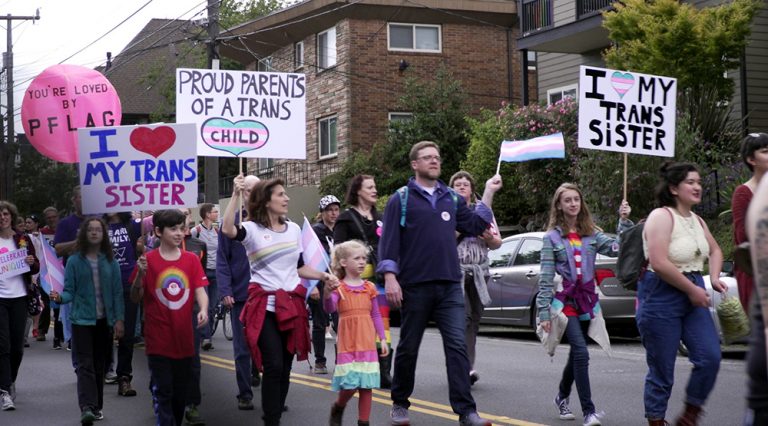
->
xmin=199 ymin=353 xmax=546 ymax=426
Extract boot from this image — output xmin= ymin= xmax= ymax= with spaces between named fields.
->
xmin=675 ymin=403 xmax=703 ymax=426
xmin=648 ymin=419 xmax=669 ymax=426
xmin=379 ymin=350 xmax=393 ymax=389
xmin=357 ymin=421 xmax=370 ymax=426
xmin=329 ymin=402 xmax=345 ymax=426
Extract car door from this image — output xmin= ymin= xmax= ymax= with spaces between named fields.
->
xmin=484 ymin=238 xmax=520 ymax=323
xmin=501 ymin=237 xmax=543 ymax=325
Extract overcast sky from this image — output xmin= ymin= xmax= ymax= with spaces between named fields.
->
xmin=2 ymin=0 xmax=210 ymax=130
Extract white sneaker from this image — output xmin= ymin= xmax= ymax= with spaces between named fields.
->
xmin=583 ymin=412 xmax=603 ymax=426
xmin=0 ymin=390 xmax=14 ymax=411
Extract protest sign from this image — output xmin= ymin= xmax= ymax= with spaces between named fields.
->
xmin=578 ymin=66 xmax=676 ymax=157
xmin=21 ymin=64 xmax=122 ymax=163
xmin=176 ymin=68 xmax=306 ymax=159
xmin=0 ymin=248 xmax=30 ymax=280
xmin=78 ymin=123 xmax=198 ymax=214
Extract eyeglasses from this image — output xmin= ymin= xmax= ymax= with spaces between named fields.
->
xmin=417 ymin=155 xmax=442 ymax=163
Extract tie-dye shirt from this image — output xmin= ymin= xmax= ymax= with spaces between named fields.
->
xmin=238 ymin=221 xmax=303 ymax=311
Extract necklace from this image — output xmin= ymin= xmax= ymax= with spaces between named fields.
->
xmin=675 ymin=210 xmax=704 ymax=257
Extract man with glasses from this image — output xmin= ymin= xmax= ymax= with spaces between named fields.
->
xmin=377 ymin=141 xmax=503 ymax=426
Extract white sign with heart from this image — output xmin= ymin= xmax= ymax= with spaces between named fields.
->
xmin=577 ymin=65 xmax=676 ymax=158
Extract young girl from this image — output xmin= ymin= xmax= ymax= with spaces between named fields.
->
xmin=51 ymin=218 xmax=124 ymax=425
xmin=324 ymin=240 xmax=388 ymax=426
xmin=537 ymin=183 xmax=632 ymax=426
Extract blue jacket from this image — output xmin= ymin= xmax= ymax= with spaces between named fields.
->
xmin=60 ymin=253 xmax=124 ymax=327
xmin=217 ymin=212 xmax=250 ymax=302
xmin=377 ymin=177 xmax=493 ymax=285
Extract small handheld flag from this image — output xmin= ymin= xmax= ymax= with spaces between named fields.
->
xmin=496 ymin=132 xmax=566 ymax=174
xmin=37 ymin=234 xmax=64 ymax=294
xmin=300 ymin=216 xmax=332 ymax=299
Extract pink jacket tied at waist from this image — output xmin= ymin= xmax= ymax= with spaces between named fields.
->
xmin=240 ymin=283 xmax=311 ymax=371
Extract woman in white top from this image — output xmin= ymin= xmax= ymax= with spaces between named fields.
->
xmin=221 ymin=176 xmax=335 ymax=426
xmin=638 ymin=162 xmax=727 ymax=426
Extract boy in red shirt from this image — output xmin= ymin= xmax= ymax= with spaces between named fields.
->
xmin=130 ymin=209 xmax=209 ymax=426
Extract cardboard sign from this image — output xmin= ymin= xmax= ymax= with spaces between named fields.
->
xmin=21 ymin=64 xmax=122 ymax=163
xmin=578 ymin=66 xmax=676 ymax=157
xmin=0 ymin=248 xmax=30 ymax=280
xmin=77 ymin=123 xmax=198 ymax=214
xmin=176 ymin=68 xmax=307 ymax=159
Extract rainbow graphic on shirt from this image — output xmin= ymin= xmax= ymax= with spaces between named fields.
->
xmin=247 ymin=241 xmax=298 ymax=269
xmin=568 ymin=233 xmax=583 ymax=281
xmin=154 ymin=267 xmax=190 ymax=310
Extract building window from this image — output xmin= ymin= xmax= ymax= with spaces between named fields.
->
xmin=257 ymin=158 xmax=274 ymax=172
xmin=257 ymin=56 xmax=273 ymax=72
xmin=527 ymin=51 xmax=537 ymax=71
xmin=388 ymin=112 xmax=414 ymax=123
xmin=318 ymin=116 xmax=338 ymax=158
xmin=317 ymin=27 xmax=337 ymax=70
xmin=294 ymin=42 xmax=304 ymax=70
xmin=547 ymin=84 xmax=577 ymax=105
xmin=388 ymin=23 xmax=441 ymax=52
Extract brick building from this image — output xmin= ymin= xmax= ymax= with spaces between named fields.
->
xmin=220 ymin=0 xmax=533 ymax=187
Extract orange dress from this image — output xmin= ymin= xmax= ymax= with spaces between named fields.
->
xmin=326 ymin=281 xmax=383 ymax=390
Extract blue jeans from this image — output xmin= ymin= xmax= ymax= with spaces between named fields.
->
xmin=636 ymin=271 xmax=721 ymax=419
xmin=202 ymin=270 xmax=217 ymax=340
xmin=230 ymin=301 xmax=253 ymax=402
xmin=559 ymin=317 xmax=595 ymax=416
xmin=391 ymin=281 xmax=476 ymax=416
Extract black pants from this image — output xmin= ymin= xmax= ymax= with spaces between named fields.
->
xmin=747 ymin=295 xmax=768 ymax=424
xmin=259 ymin=312 xmax=293 ymax=425
xmin=0 ymin=296 xmax=27 ymax=392
xmin=309 ymin=289 xmax=329 ymax=365
xmin=148 ymin=355 xmax=192 ymax=426
xmin=187 ymin=309 xmax=202 ymax=406
xmin=116 ymin=287 xmax=140 ymax=379
xmin=38 ymin=291 xmax=51 ymax=335
xmin=72 ymin=319 xmax=112 ymax=412
xmin=53 ymin=307 xmax=64 ymax=342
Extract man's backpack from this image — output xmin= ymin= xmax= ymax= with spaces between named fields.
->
xmin=616 ymin=222 xmax=647 ymax=291
xmin=396 ymin=186 xmax=458 ymax=227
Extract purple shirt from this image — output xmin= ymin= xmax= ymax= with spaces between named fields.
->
xmin=54 ymin=214 xmax=83 ymax=266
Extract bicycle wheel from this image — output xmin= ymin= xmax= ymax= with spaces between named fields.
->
xmin=210 ymin=308 xmax=220 ymax=335
xmin=223 ymin=308 xmax=233 ymax=341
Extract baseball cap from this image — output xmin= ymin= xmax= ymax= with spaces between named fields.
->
xmin=318 ymin=195 xmax=341 ymax=211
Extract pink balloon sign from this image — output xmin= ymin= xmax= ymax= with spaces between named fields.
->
xmin=21 ymin=64 xmax=122 ymax=163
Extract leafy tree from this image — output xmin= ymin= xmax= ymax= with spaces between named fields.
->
xmin=14 ymin=143 xmax=79 ymax=216
xmin=321 ymin=65 xmax=470 ymax=199
xmin=219 ymin=0 xmax=289 ymax=30
xmin=602 ymin=0 xmax=759 ymax=102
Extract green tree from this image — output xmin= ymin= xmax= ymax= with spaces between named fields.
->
xmin=320 ymin=65 xmax=470 ymax=199
xmin=219 ymin=0 xmax=288 ymax=30
xmin=602 ymin=0 xmax=759 ymax=102
xmin=14 ymin=144 xmax=79 ymax=216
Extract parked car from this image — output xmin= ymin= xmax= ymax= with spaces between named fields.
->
xmin=480 ymin=232 xmax=637 ymax=329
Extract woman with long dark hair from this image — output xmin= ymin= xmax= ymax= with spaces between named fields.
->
xmin=51 ymin=218 xmax=124 ymax=425
xmin=638 ymin=162 xmax=727 ymax=426
xmin=221 ymin=176 xmax=336 ymax=426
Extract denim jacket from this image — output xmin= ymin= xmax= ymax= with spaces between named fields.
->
xmin=536 ymin=218 xmax=633 ymax=322
xmin=60 ymin=253 xmax=124 ymax=327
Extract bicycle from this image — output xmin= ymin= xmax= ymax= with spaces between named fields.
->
xmin=210 ymin=301 xmax=233 ymax=341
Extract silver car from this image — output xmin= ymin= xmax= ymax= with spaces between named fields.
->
xmin=481 ymin=232 xmax=637 ymax=328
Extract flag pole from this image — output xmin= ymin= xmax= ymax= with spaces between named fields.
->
xmin=623 ymin=153 xmax=628 ymax=201
xmin=238 ymin=158 xmax=243 ymax=229
xmin=495 ymin=157 xmax=502 ymax=176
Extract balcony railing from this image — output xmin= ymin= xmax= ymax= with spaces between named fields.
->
xmin=577 ymin=0 xmax=615 ymax=19
xmin=255 ymin=160 xmax=341 ymax=187
xmin=521 ymin=0 xmax=553 ymax=35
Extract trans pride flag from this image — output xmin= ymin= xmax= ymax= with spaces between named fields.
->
xmin=300 ymin=216 xmax=331 ymax=299
xmin=499 ymin=132 xmax=566 ymax=163
xmin=36 ymin=233 xmax=64 ymax=294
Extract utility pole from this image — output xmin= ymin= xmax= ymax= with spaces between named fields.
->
xmin=1 ymin=10 xmax=40 ymax=200
xmin=204 ymin=0 xmax=219 ymax=204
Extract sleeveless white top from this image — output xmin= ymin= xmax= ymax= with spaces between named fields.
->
xmin=644 ymin=208 xmax=709 ymax=273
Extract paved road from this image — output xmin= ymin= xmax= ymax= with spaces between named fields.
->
xmin=6 ymin=326 xmax=748 ymax=425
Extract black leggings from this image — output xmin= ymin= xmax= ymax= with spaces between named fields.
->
xmin=258 ymin=312 xmax=293 ymax=426
xmin=0 ymin=296 xmax=27 ymax=392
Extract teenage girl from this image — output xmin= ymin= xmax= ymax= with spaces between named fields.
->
xmin=325 ymin=240 xmax=388 ymax=426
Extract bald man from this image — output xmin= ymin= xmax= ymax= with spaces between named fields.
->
xmin=216 ymin=175 xmax=260 ymax=410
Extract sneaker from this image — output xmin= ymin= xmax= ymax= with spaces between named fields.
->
xmin=32 ymin=329 xmax=38 ymax=339
xmin=459 ymin=412 xmax=492 ymax=426
xmin=104 ymin=372 xmax=118 ymax=384
xmin=390 ymin=404 xmax=410 ymax=425
xmin=314 ymin=363 xmax=328 ymax=374
xmin=81 ymin=409 xmax=96 ymax=425
xmin=201 ymin=339 xmax=213 ymax=351
xmin=469 ymin=370 xmax=479 ymax=386
xmin=583 ymin=412 xmax=603 ymax=426
xmin=93 ymin=409 xmax=104 ymax=420
xmin=0 ymin=390 xmax=14 ymax=411
xmin=185 ymin=405 xmax=206 ymax=426
xmin=251 ymin=373 xmax=261 ymax=387
xmin=53 ymin=338 xmax=62 ymax=350
xmin=325 ymin=331 xmax=333 ymax=340
xmin=237 ymin=398 xmax=254 ymax=410
xmin=117 ymin=377 xmax=137 ymax=396
xmin=554 ymin=395 xmax=575 ymax=420
xmin=24 ymin=338 xmax=29 ymax=348
xmin=67 ymin=341 xmax=72 ymax=351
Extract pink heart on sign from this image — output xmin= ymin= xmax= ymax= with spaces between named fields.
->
xmin=130 ymin=126 xmax=176 ymax=158
xmin=610 ymin=71 xmax=635 ymax=99
xmin=0 ymin=248 xmax=9 ymax=254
